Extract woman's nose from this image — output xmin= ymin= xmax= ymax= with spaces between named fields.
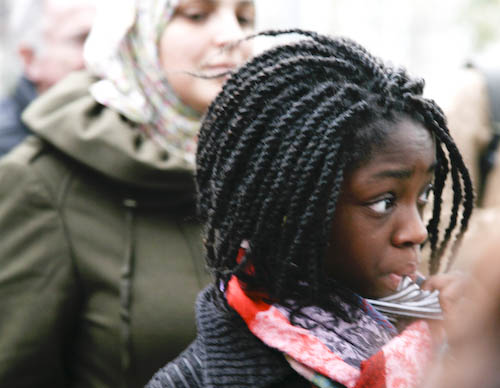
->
xmin=392 ymin=206 xmax=428 ymax=248
xmin=212 ymin=12 xmax=246 ymax=48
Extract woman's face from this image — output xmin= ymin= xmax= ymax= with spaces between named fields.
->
xmin=325 ymin=119 xmax=436 ymax=299
xmin=159 ymin=0 xmax=255 ymax=113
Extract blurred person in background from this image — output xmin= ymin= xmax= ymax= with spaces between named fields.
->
xmin=440 ymin=52 xmax=500 ymax=273
xmin=0 ymin=0 xmax=96 ymax=157
xmin=0 ymin=0 xmax=255 ymax=387
xmin=444 ymin=62 xmax=500 ymax=208
xmin=428 ymin=51 xmax=500 ymax=388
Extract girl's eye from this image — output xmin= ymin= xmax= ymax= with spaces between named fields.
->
xmin=418 ymin=184 xmax=434 ymax=206
xmin=367 ymin=196 xmax=395 ymax=214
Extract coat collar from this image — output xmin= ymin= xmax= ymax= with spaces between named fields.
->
xmin=22 ymin=71 xmax=197 ymax=192
xmin=195 ymin=285 xmax=293 ymax=388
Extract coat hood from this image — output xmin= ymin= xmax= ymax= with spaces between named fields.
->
xmin=22 ymin=70 xmax=197 ymax=192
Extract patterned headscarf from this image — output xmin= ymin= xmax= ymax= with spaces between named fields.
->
xmin=84 ymin=0 xmax=200 ymax=165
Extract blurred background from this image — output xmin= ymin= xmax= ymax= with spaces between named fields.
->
xmin=254 ymin=0 xmax=500 ymax=104
xmin=1 ymin=0 xmax=500 ymax=101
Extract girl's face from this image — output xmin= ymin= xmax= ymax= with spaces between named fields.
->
xmin=326 ymin=119 xmax=436 ymax=299
xmin=159 ymin=0 xmax=255 ymax=113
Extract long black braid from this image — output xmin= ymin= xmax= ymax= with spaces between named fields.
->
xmin=196 ymin=30 xmax=474 ymax=320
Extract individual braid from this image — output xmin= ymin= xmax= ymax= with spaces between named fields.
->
xmin=426 ymin=145 xmax=449 ymax=272
xmin=196 ymin=30 xmax=474 ymax=317
xmin=403 ymin=95 xmax=474 ymax=272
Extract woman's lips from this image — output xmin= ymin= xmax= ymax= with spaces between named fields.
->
xmin=203 ymin=63 xmax=237 ymax=75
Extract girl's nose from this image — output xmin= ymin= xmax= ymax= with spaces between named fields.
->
xmin=392 ymin=206 xmax=428 ymax=248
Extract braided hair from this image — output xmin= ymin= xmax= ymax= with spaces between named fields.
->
xmin=196 ymin=30 xmax=473 ymax=319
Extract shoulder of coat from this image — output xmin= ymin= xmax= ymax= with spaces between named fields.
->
xmin=0 ymin=135 xmax=77 ymax=203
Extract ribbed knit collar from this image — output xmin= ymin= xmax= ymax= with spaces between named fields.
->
xmin=195 ymin=285 xmax=294 ymax=388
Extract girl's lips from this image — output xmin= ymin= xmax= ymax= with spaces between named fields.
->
xmin=386 ymin=271 xmax=419 ymax=292
xmin=388 ymin=273 xmax=403 ymax=291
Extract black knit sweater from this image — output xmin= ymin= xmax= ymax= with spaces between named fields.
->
xmin=146 ymin=285 xmax=311 ymax=388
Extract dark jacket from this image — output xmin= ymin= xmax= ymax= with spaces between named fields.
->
xmin=147 ymin=285 xmax=312 ymax=388
xmin=0 ymin=71 xmax=210 ymax=388
xmin=0 ymin=76 xmax=37 ymax=156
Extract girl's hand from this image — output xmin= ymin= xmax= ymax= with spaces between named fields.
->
xmin=421 ymin=272 xmax=469 ymax=317
xmin=421 ymin=240 xmax=500 ymax=388
xmin=420 ymin=271 xmax=472 ymax=340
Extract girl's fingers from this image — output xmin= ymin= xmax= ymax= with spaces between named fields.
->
xmin=422 ymin=272 xmax=469 ymax=315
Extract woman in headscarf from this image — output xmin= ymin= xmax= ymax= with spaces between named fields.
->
xmin=0 ymin=1 xmax=255 ymax=387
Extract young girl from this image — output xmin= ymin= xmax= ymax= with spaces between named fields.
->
xmin=147 ymin=30 xmax=474 ymax=388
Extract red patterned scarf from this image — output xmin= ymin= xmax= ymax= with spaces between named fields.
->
xmin=225 ymin=274 xmax=436 ymax=388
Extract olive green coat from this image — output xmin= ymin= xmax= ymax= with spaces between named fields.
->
xmin=0 ymin=71 xmax=210 ymax=388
